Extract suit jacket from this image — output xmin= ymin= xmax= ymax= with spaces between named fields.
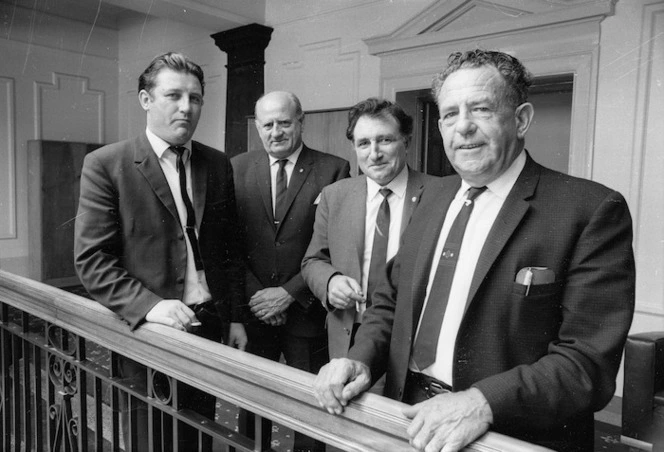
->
xmin=231 ymin=145 xmax=350 ymax=337
xmin=302 ymin=168 xmax=440 ymax=358
xmin=348 ymin=155 xmax=635 ymax=450
xmin=74 ymin=133 xmax=244 ymax=331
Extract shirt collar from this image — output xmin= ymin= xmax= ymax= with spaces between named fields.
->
xmin=458 ymin=150 xmax=526 ymax=200
xmin=146 ymin=127 xmax=192 ymax=161
xmin=367 ymin=164 xmax=409 ymax=201
xmin=268 ymin=143 xmax=304 ymax=167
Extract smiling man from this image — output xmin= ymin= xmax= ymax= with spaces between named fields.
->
xmin=302 ymin=98 xmax=439 ymax=361
xmin=231 ymin=91 xmax=349 ymax=452
xmin=313 ymin=50 xmax=635 ymax=452
xmin=75 ymin=52 xmax=246 ymax=452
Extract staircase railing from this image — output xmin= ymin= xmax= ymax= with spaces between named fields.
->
xmin=0 ymin=269 xmax=551 ymax=451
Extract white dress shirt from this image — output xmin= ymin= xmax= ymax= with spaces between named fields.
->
xmin=412 ymin=151 xmax=526 ymax=385
xmin=146 ymin=128 xmax=211 ymax=307
xmin=357 ymin=165 xmax=409 ymax=318
xmin=268 ymin=144 xmax=303 ymax=215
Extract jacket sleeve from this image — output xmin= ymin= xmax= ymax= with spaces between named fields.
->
xmin=74 ymin=152 xmax=162 ymax=329
xmin=283 ymin=159 xmax=351 ymax=308
xmin=301 ymin=187 xmax=338 ymax=309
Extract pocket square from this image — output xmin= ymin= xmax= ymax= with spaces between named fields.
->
xmin=314 ymin=192 xmax=322 ymax=205
xmin=515 ymin=267 xmax=555 ymax=285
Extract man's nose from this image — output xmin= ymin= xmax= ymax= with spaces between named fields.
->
xmin=456 ymin=111 xmax=476 ymax=135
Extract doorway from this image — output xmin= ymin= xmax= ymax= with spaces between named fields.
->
xmin=396 ymin=74 xmax=574 ymax=176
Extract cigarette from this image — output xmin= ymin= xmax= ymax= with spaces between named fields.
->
xmin=190 ymin=321 xmax=202 ymax=327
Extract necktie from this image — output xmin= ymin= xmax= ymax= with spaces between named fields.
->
xmin=366 ymin=188 xmax=392 ymax=307
xmin=274 ymin=159 xmax=288 ymax=227
xmin=171 ymin=146 xmax=204 ymax=271
xmin=412 ymin=186 xmax=487 ymax=370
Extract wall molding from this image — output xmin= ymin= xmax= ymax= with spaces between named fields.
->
xmin=33 ymin=72 xmax=105 ymax=143
xmin=0 ymin=77 xmax=16 ymax=240
xmin=630 ymin=2 xmax=664 ymax=316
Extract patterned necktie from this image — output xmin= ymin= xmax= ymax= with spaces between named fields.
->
xmin=412 ymin=186 xmax=487 ymax=369
xmin=274 ymin=159 xmax=288 ymax=227
xmin=171 ymin=146 xmax=203 ymax=270
xmin=366 ymin=188 xmax=392 ymax=307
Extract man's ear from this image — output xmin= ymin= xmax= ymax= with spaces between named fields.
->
xmin=138 ymin=89 xmax=151 ymax=112
xmin=515 ymin=102 xmax=534 ymax=139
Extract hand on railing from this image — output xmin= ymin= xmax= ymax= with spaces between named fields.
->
xmin=403 ymin=387 xmax=492 ymax=452
xmin=313 ymin=358 xmax=372 ymax=415
xmin=146 ymin=298 xmax=198 ymax=331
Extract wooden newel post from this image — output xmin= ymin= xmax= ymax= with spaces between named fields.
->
xmin=211 ymin=23 xmax=273 ymax=158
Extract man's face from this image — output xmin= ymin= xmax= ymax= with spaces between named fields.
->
xmin=255 ymin=93 xmax=303 ymax=159
xmin=353 ymin=114 xmax=408 ymax=186
xmin=437 ymin=66 xmax=531 ymax=186
xmin=139 ymin=68 xmax=203 ymax=146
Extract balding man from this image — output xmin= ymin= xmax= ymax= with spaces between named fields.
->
xmin=232 ymin=91 xmax=349 ymax=451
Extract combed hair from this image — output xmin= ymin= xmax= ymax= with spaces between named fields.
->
xmin=138 ymin=52 xmax=205 ymax=96
xmin=431 ymin=49 xmax=532 ymax=108
xmin=346 ymin=97 xmax=413 ymax=141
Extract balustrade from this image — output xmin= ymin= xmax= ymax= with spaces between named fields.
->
xmin=0 ymin=270 xmax=550 ymax=451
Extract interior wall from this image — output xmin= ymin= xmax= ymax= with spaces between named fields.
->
xmin=116 ymin=14 xmax=228 ymax=150
xmin=264 ymin=0 xmax=436 ymax=112
xmin=0 ymin=3 xmax=119 ymax=275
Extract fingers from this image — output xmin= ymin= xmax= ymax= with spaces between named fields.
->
xmin=145 ymin=299 xmax=197 ymax=331
xmin=228 ymin=323 xmax=248 ymax=351
xmin=328 ymin=276 xmax=364 ymax=309
xmin=313 ymin=359 xmax=371 ymax=415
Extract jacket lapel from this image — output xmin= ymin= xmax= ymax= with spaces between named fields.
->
xmin=276 ymin=146 xmax=313 ymax=234
xmin=347 ymin=177 xmax=368 ymax=279
xmin=464 ymin=156 xmax=539 ymax=314
xmin=133 ymin=133 xmax=180 ymax=224
xmin=410 ymin=176 xmax=461 ymax=334
xmin=253 ymin=152 xmax=275 ymax=229
xmin=400 ymin=168 xmax=426 ymax=237
xmin=190 ymin=141 xmax=207 ymax=230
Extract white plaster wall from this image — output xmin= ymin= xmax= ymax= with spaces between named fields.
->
xmin=117 ymin=15 xmax=227 ymax=151
xmin=0 ymin=4 xmax=118 ymax=275
xmin=264 ymin=0 xmax=436 ymax=110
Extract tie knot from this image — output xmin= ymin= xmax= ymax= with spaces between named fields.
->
xmin=379 ymin=187 xmax=392 ymax=199
xmin=277 ymin=159 xmax=288 ymax=169
xmin=171 ymin=145 xmax=186 ymax=157
xmin=466 ymin=186 xmax=487 ymax=202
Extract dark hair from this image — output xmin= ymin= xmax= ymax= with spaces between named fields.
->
xmin=346 ymin=98 xmax=413 ymax=141
xmin=432 ymin=49 xmax=532 ymax=109
xmin=138 ymin=52 xmax=205 ymax=96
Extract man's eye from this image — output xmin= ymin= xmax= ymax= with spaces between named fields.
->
xmin=380 ymin=138 xmax=393 ymax=144
xmin=356 ymin=141 xmax=369 ymax=148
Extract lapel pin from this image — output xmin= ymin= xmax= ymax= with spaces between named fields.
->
xmin=412 ymin=196 xmax=417 ymax=202
xmin=299 ymin=168 xmax=304 ymax=173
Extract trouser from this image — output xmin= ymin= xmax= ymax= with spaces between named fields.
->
xmin=242 ymin=322 xmax=328 ymax=452
xmin=118 ymin=302 xmax=224 ymax=452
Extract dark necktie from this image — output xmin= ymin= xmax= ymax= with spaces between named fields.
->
xmin=274 ymin=159 xmax=288 ymax=227
xmin=366 ymin=188 xmax=392 ymax=307
xmin=171 ymin=146 xmax=204 ymax=271
xmin=412 ymin=186 xmax=487 ymax=370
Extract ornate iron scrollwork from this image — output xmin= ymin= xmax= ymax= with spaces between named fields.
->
xmin=47 ymin=324 xmax=81 ymax=452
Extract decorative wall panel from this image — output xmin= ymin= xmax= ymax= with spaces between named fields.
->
xmin=34 ymin=73 xmax=105 ymax=144
xmin=632 ymin=3 xmax=664 ymax=315
xmin=0 ymin=77 xmax=16 ymax=240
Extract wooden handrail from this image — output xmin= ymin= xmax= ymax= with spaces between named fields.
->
xmin=0 ymin=270 xmax=552 ymax=452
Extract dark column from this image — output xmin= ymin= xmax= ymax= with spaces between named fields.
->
xmin=212 ymin=23 xmax=273 ymax=158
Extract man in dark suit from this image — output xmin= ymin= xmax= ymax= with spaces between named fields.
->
xmin=232 ymin=90 xmax=349 ymax=451
xmin=75 ymin=52 xmax=246 ymax=452
xmin=302 ymin=98 xmax=439 ymax=361
xmin=313 ymin=50 xmax=635 ymax=452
